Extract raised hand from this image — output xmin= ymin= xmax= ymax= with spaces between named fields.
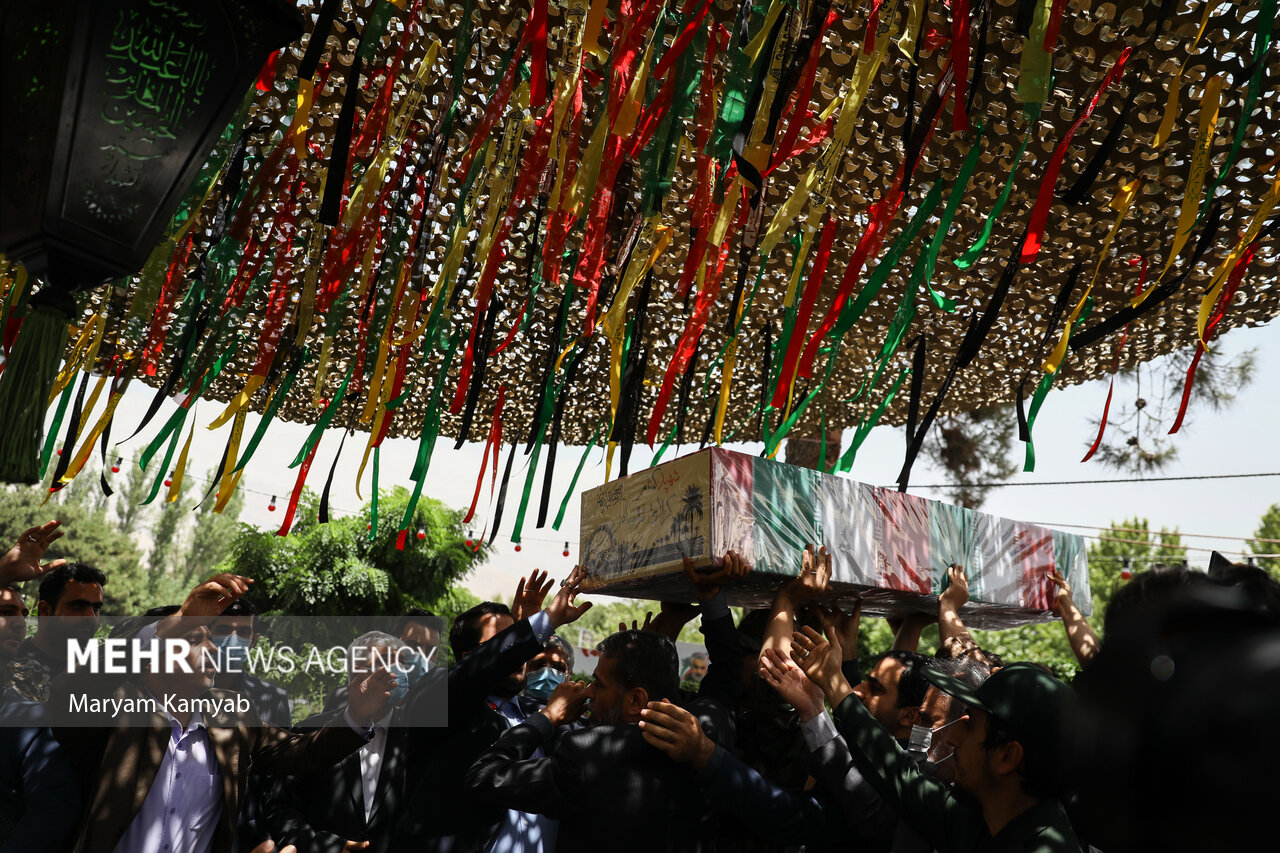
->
xmin=759 ymin=648 xmax=824 ymax=721
xmin=540 ymin=679 xmax=590 ymax=727
xmin=620 ymin=611 xmax=655 ymax=633
xmin=639 ymin=700 xmax=715 ymax=769
xmin=0 ymin=520 xmax=67 ymax=586
xmin=939 ymin=564 xmax=970 ymax=611
xmin=784 ymin=545 xmax=832 ymax=603
xmin=790 ymin=625 xmax=851 ymax=705
xmin=816 ymin=599 xmax=862 ymax=662
xmin=682 ymin=550 xmax=750 ymax=602
xmin=546 ymin=565 xmax=594 ymax=628
xmin=348 ymin=667 xmax=398 ymax=727
xmin=158 ymin=573 xmax=253 ymax=638
xmin=648 ymin=600 xmax=701 ymax=640
xmin=512 ymin=569 xmax=554 ymax=621
xmin=1048 ymin=569 xmax=1074 ymax=616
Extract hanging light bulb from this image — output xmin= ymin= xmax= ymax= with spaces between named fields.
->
xmin=163 ymin=471 xmax=173 ymax=488
xmin=1120 ymin=557 xmax=1132 ymax=581
xmin=268 ymin=495 xmax=277 ymax=512
xmin=464 ymin=530 xmax=474 ymax=548
xmin=417 ymin=527 xmax=426 ymax=541
xmin=562 ymin=541 xmax=570 ymax=558
xmin=514 ymin=543 xmax=522 ymax=552
xmin=110 ymin=456 xmax=121 ymax=474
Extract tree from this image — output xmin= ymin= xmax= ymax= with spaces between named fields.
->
xmin=220 ymin=486 xmax=484 ymax=626
xmin=924 ymin=404 xmax=1020 ymax=509
xmin=1086 ymin=345 xmax=1255 ymax=474
xmin=183 ymin=468 xmax=245 ymax=587
xmin=0 ymin=484 xmax=150 ymax=619
xmin=1250 ymin=504 xmax=1280 ymax=577
xmin=113 ymin=452 xmax=154 ymax=535
xmin=1083 ymin=517 xmax=1185 ymax=620
xmin=148 ymin=471 xmax=193 ymax=583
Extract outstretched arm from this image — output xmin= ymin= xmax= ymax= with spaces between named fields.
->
xmin=761 ymin=545 xmax=831 ymax=663
xmin=1050 ymin=569 xmax=1100 ymax=665
xmin=937 ymin=564 xmax=979 ymax=658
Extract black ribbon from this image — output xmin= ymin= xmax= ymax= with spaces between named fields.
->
xmin=49 ymin=372 xmax=91 ymax=489
xmin=904 ymin=333 xmax=926 ymax=446
xmin=455 ymin=293 xmax=503 ymax=448
xmin=674 ymin=340 xmax=701 ymax=447
xmin=298 ymin=0 xmax=344 ymax=80
xmin=319 ymin=55 xmax=365 ymax=225
xmin=1039 ymin=262 xmax=1083 ymax=350
xmin=319 ymin=428 xmax=351 ymax=523
xmin=1061 ymin=99 xmax=1132 ymax=206
xmin=956 ymin=236 xmax=1025 ymax=371
xmin=1016 ymin=377 xmax=1030 ymax=442
xmin=967 ymin=0 xmax=994 ymax=117
xmin=487 ymin=441 xmax=520 ymax=546
xmin=897 ymin=319 xmax=973 ymax=492
xmin=538 ymin=346 xmax=587 ymax=528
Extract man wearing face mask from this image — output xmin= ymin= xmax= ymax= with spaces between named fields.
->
xmin=264 ymin=632 xmax=428 ymax=852
xmin=210 ymin=598 xmax=292 ymax=728
xmin=523 ymin=636 xmax=574 ymax=708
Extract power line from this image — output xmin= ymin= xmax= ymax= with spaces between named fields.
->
xmin=899 ymin=471 xmax=1280 ymax=489
xmin=1028 ymin=521 xmax=1280 ymax=546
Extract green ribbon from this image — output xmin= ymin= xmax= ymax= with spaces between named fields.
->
xmin=828 ymin=179 xmax=946 ymax=343
xmin=919 ymin=121 xmax=986 ymax=309
xmin=836 ymin=363 xmax=912 ymax=472
xmin=234 ymin=349 xmax=310 ymax=472
xmin=370 ymin=445 xmax=381 ymax=541
xmin=40 ymin=380 xmax=76 ymax=480
xmin=291 ymin=358 xmax=356 ymax=468
xmin=955 ymin=107 xmax=1038 ymax=270
xmin=554 ymin=419 xmax=607 ymax=530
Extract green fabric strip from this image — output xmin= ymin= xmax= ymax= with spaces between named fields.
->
xmin=40 ymin=381 xmax=76 ymax=480
xmin=234 ymin=350 xmax=309 ymax=472
xmin=554 ymin=419 xmax=607 ymax=530
xmin=837 ymin=363 xmax=912 ymax=473
xmin=955 ymin=107 xmax=1037 ymax=269
xmin=290 ymin=358 xmax=356 ymax=468
xmin=920 ymin=122 xmax=986 ymax=309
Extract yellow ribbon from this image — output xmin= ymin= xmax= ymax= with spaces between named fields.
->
xmin=213 ymin=411 xmax=247 ymax=512
xmin=48 ymin=313 xmax=101 ymax=405
xmin=53 ymin=380 xmax=131 ymax=489
xmin=1197 ymin=172 xmax=1280 ymax=346
xmin=1152 ymin=0 xmax=1214 ymax=148
xmin=1140 ymin=74 xmax=1223 ymax=306
xmin=207 ymin=374 xmax=267 ymax=430
xmin=167 ymin=415 xmax=197 ymax=503
xmin=602 ymin=215 xmax=672 ymax=426
xmin=1043 ymin=177 xmax=1142 ymax=373
xmin=897 ymin=0 xmax=928 ymax=59
xmin=313 ymin=334 xmax=333 ymax=406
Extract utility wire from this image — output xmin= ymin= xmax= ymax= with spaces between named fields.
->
xmin=899 ymin=471 xmax=1280 ymax=489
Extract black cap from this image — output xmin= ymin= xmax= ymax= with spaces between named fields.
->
xmin=921 ymin=662 xmax=1071 ymax=763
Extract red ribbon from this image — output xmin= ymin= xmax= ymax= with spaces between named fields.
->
xmin=530 ymin=0 xmax=549 ymax=108
xmin=1169 ymin=241 xmax=1257 ymax=434
xmin=1020 ymin=46 xmax=1132 ymax=264
xmin=277 ymin=441 xmax=320 ymax=537
xmin=140 ymin=232 xmax=195 ymax=376
xmin=647 ymin=189 xmax=746 ymax=446
xmin=864 ymin=0 xmax=886 ymax=53
xmin=771 ymin=214 xmax=837 ymax=410
xmin=1043 ymin=0 xmax=1071 ymax=51
xmin=255 ymin=50 xmax=281 ymax=92
xmin=952 ymin=0 xmax=970 ymax=131
xmin=465 ymin=385 xmax=506 ymax=523
xmin=250 ymin=156 xmax=303 ymax=377
xmin=768 ymin=6 xmax=838 ymax=175
xmin=675 ymin=26 xmax=725 ymax=300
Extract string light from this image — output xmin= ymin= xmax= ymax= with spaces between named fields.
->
xmin=267 ymin=495 xmax=277 ymax=512
xmin=163 ymin=472 xmax=173 ymax=488
xmin=562 ymin=541 xmax=570 ymax=558
xmin=514 ymin=543 xmax=522 ymax=552
xmin=1120 ymin=557 xmax=1132 ymax=581
xmin=110 ymin=457 xmax=121 ymax=474
xmin=416 ymin=526 xmax=426 ymax=540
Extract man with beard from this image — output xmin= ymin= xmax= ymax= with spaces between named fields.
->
xmin=10 ymin=560 xmax=105 ymax=702
xmin=464 ymin=554 xmax=750 ymax=852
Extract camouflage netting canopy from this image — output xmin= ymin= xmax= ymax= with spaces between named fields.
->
xmin=48 ymin=0 xmax=1280 ymax=460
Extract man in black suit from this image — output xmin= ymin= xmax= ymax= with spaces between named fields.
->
xmin=388 ymin=566 xmax=593 ymax=852
xmin=464 ymin=555 xmax=750 ymax=852
xmin=263 ymin=631 xmax=427 ymax=851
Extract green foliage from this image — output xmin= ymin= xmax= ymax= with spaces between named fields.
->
xmin=1250 ymin=504 xmax=1280 ymax=576
xmin=219 ymin=485 xmax=481 ymax=623
xmin=1084 ymin=517 xmax=1184 ymax=620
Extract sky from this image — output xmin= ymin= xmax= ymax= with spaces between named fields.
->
xmin=46 ymin=319 xmax=1280 ymax=603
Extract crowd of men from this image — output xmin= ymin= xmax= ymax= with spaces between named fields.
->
xmin=0 ymin=518 xmax=1276 ymax=852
